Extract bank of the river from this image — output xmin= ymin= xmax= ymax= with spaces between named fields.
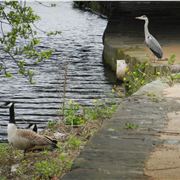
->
xmin=0 ymin=100 xmax=118 ymax=179
xmin=62 ymin=79 xmax=180 ymax=180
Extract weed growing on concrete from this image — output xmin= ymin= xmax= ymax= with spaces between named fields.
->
xmin=146 ymin=92 xmax=160 ymax=102
xmin=123 ymin=62 xmax=155 ymax=95
xmin=168 ymin=54 xmax=176 ymax=65
xmin=171 ymin=73 xmax=180 ymax=83
xmin=125 ymin=122 xmax=139 ymax=129
xmin=62 ymin=99 xmax=117 ymax=126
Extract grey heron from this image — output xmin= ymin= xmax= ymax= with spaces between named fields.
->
xmin=136 ymin=15 xmax=163 ymax=60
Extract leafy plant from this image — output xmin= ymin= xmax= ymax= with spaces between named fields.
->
xmin=35 ymin=160 xmax=60 ymax=179
xmin=63 ymin=100 xmax=85 ymax=125
xmin=66 ymin=136 xmax=82 ymax=150
xmin=171 ymin=73 xmax=180 ymax=82
xmin=123 ymin=62 xmax=156 ymax=95
xmin=168 ymin=54 xmax=176 ymax=65
xmin=0 ymin=2 xmax=55 ymax=83
xmin=62 ymin=99 xmax=117 ymax=126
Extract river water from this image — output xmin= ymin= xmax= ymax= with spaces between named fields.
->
xmin=0 ymin=2 xmax=118 ymax=141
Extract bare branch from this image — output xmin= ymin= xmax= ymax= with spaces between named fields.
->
xmin=0 ymin=20 xmax=10 ymax=25
xmin=32 ymin=23 xmax=46 ymax=34
xmin=35 ymin=1 xmax=52 ymax=8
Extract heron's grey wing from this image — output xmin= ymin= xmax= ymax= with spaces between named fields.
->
xmin=146 ymin=35 xmax=163 ymax=58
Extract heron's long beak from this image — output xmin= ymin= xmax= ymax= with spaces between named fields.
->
xmin=135 ymin=16 xmax=143 ymax=20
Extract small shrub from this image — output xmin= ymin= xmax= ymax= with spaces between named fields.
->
xmin=35 ymin=160 xmax=60 ymax=179
xmin=123 ymin=62 xmax=155 ymax=95
xmin=67 ymin=136 xmax=82 ymax=150
xmin=59 ymin=153 xmax=73 ymax=171
xmin=64 ymin=100 xmax=86 ymax=125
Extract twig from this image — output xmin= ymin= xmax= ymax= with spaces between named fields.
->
xmin=0 ymin=20 xmax=10 ymax=25
xmin=32 ymin=23 xmax=47 ymax=34
xmin=35 ymin=1 xmax=52 ymax=8
xmin=62 ymin=62 xmax=68 ymax=121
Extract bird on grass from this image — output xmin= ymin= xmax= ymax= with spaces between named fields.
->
xmin=5 ymin=102 xmax=57 ymax=154
xmin=135 ymin=15 xmax=163 ymax=62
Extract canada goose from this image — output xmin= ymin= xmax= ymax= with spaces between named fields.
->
xmin=6 ymin=102 xmax=57 ymax=153
xmin=26 ymin=123 xmax=38 ymax=133
xmin=4 ymin=101 xmax=38 ymax=133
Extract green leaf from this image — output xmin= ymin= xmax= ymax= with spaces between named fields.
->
xmin=5 ymin=72 xmax=12 ymax=78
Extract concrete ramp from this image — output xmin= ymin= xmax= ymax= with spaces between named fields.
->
xmin=62 ymin=81 xmax=180 ymax=180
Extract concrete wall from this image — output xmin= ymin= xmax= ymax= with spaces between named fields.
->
xmin=102 ymin=2 xmax=180 ymax=74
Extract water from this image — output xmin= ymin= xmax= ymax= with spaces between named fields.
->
xmin=0 ymin=2 xmax=118 ymax=141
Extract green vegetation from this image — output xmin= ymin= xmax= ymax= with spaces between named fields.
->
xmin=168 ymin=54 xmax=176 ymax=65
xmin=0 ymin=98 xmax=118 ymax=179
xmin=125 ymin=122 xmax=139 ymax=129
xmin=63 ymin=99 xmax=117 ymax=126
xmin=0 ymin=2 xmax=59 ymax=83
xmin=171 ymin=73 xmax=180 ymax=83
xmin=122 ymin=60 xmax=173 ymax=95
xmin=47 ymin=120 xmax=57 ymax=130
xmin=123 ymin=62 xmax=156 ymax=95
xmin=63 ymin=100 xmax=85 ymax=125
xmin=34 ymin=159 xmax=61 ymax=179
xmin=146 ymin=92 xmax=160 ymax=102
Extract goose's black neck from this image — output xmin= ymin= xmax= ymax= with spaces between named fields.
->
xmin=9 ymin=103 xmax=15 ymax=124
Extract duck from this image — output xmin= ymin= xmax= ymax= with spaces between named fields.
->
xmin=5 ymin=102 xmax=57 ymax=153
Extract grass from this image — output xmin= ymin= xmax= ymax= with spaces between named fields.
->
xmin=0 ymin=99 xmax=118 ymax=179
xmin=124 ymin=122 xmax=139 ymax=129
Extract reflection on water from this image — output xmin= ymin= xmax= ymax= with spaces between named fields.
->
xmin=0 ymin=2 xmax=118 ymax=141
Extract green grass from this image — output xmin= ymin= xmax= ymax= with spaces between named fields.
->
xmin=0 ymin=99 xmax=118 ymax=179
xmin=62 ymin=99 xmax=118 ymax=126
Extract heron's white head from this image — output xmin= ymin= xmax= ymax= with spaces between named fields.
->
xmin=135 ymin=15 xmax=148 ymax=21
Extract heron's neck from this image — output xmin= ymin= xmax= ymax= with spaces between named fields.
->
xmin=144 ymin=19 xmax=150 ymax=38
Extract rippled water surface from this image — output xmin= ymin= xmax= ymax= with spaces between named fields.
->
xmin=0 ymin=2 xmax=117 ymax=141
